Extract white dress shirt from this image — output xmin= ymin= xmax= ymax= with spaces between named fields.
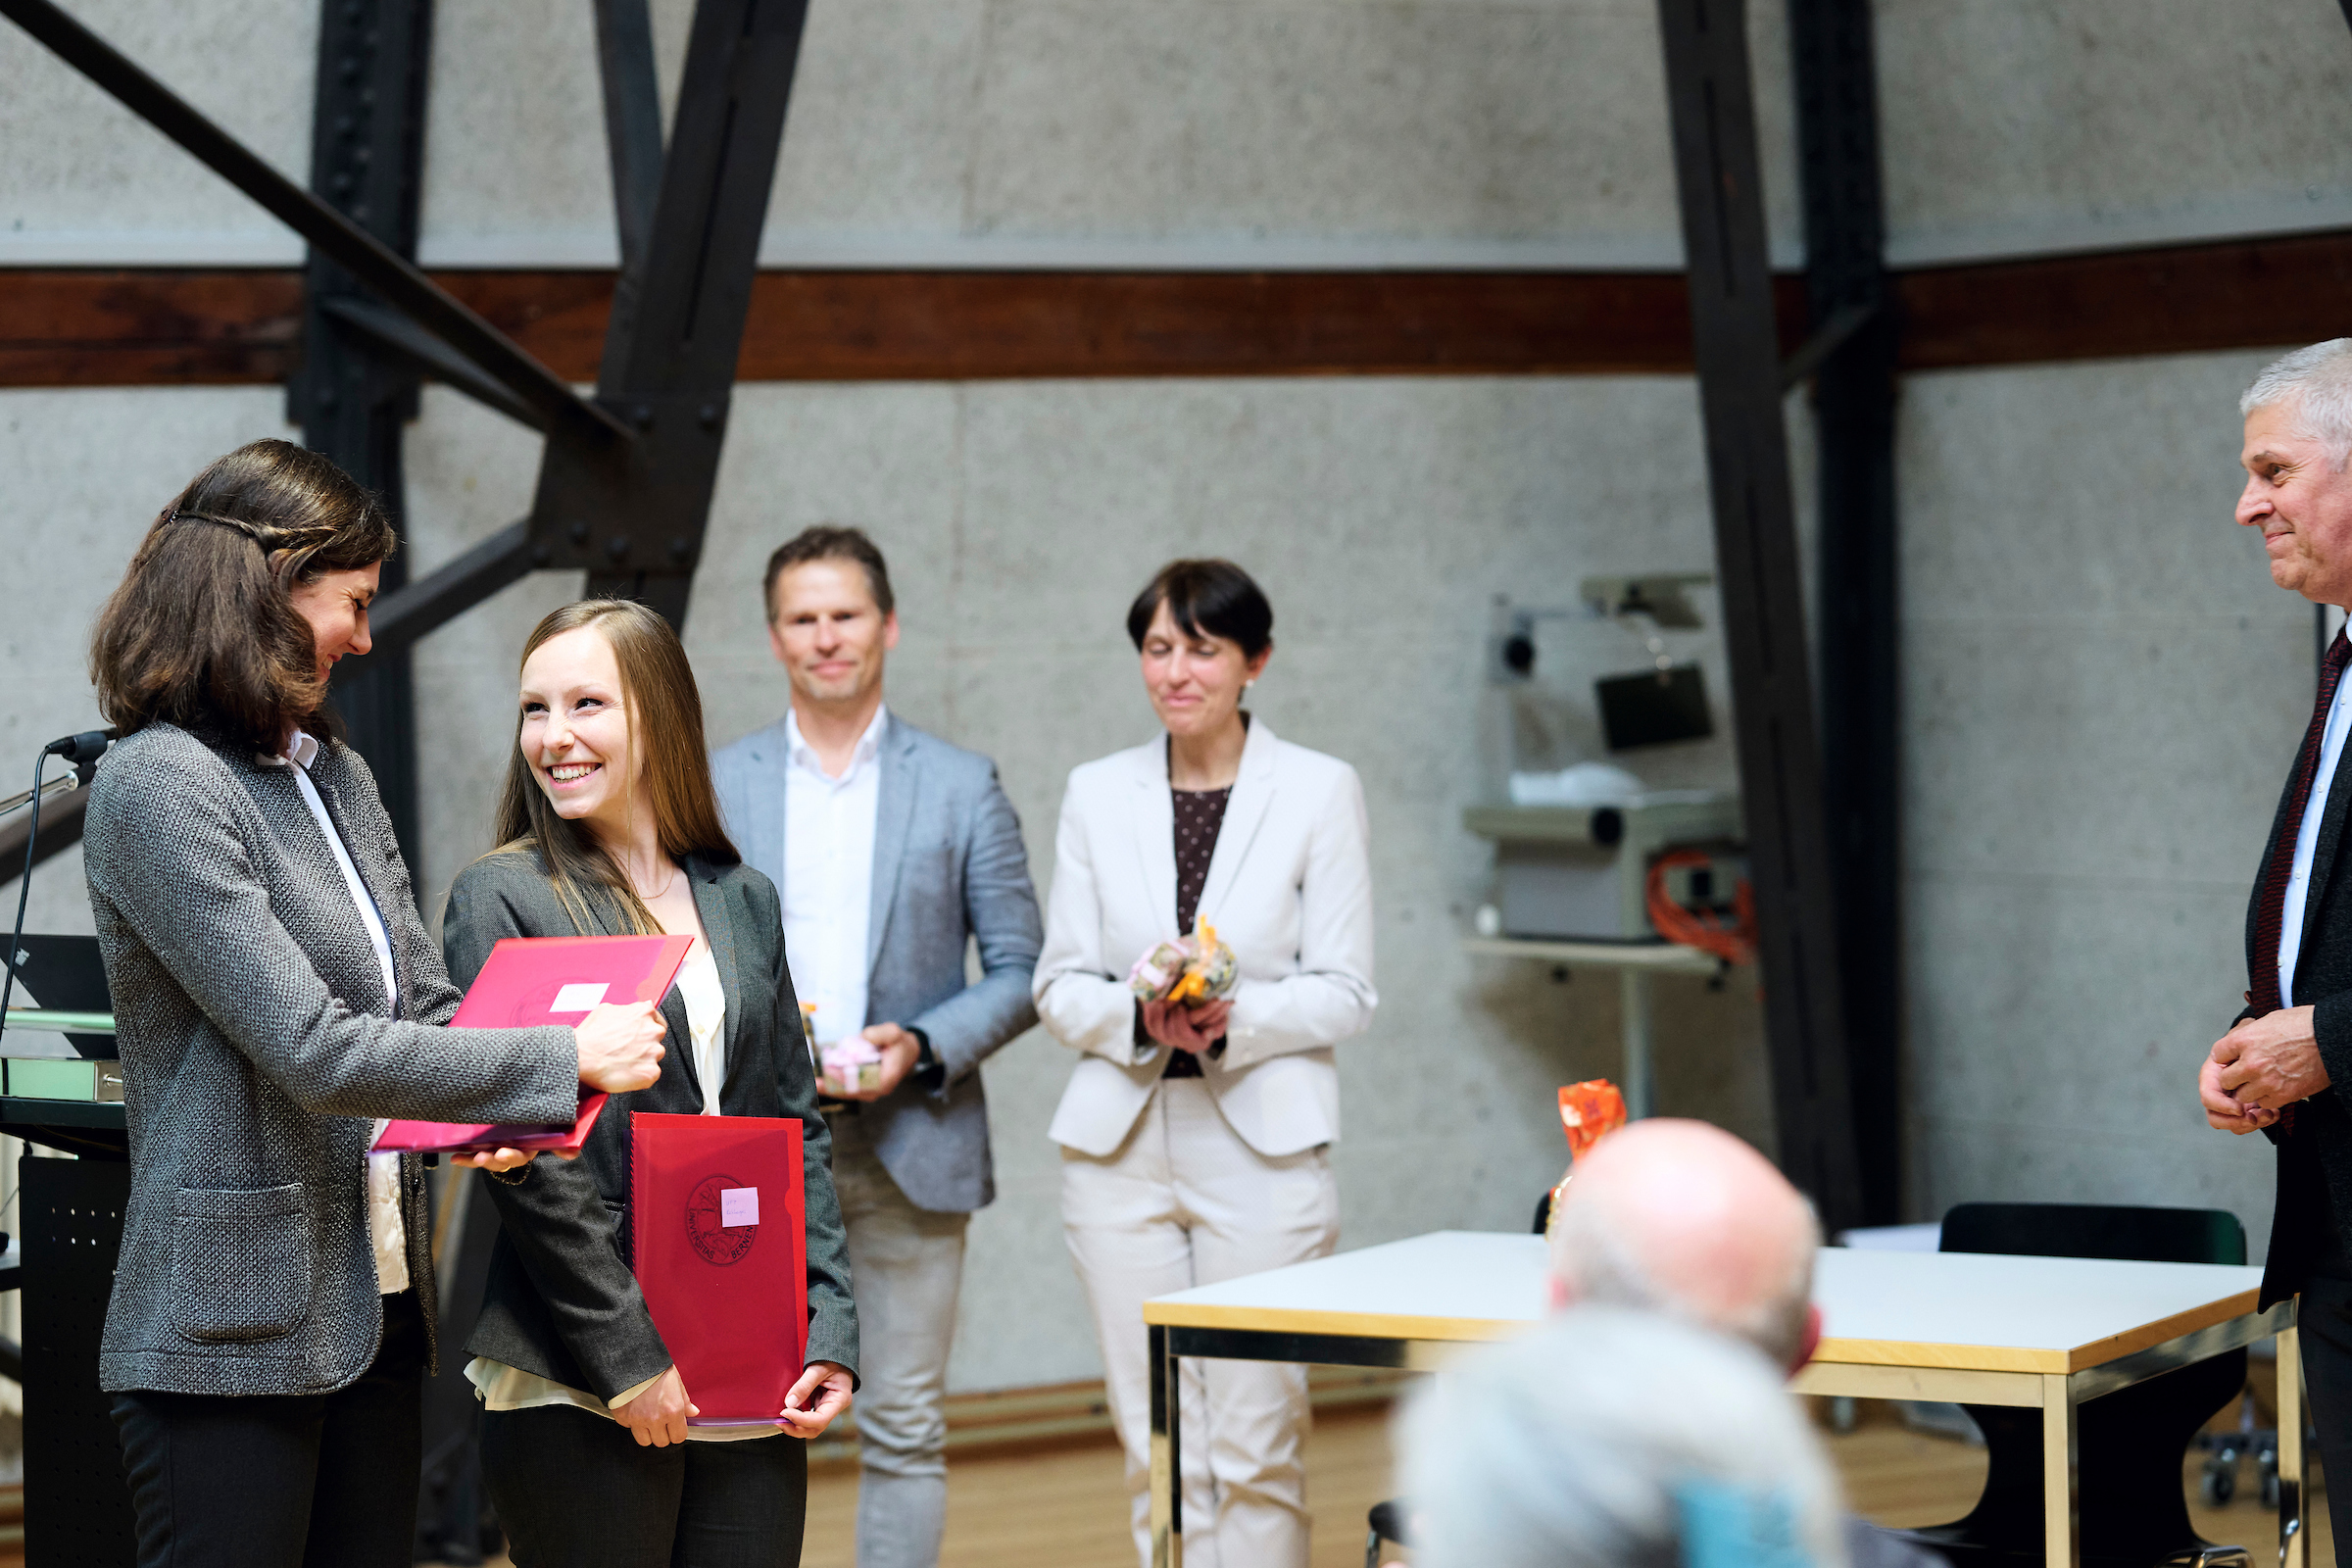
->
xmin=2282 ymin=667 xmax=2352 ymax=1007
xmin=2277 ymin=672 xmax=2352 ymax=1010
xmin=781 ymin=707 xmax=887 ymax=1045
xmin=270 ymin=729 xmax=407 ymax=1296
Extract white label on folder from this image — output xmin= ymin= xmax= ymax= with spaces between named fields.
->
xmin=720 ymin=1187 xmax=760 ymax=1227
xmin=548 ymin=982 xmax=610 ymax=1014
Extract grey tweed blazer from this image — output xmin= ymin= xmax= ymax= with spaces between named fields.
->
xmin=443 ymin=850 xmax=858 ymax=1398
xmin=80 ymin=723 xmax=580 ymax=1397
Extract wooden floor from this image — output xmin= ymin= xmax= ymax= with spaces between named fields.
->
xmin=122 ymin=1395 xmax=2335 ymax=1568
xmin=775 ymin=1396 xmax=2329 ymax=1568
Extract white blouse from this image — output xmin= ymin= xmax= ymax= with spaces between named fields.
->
xmin=674 ymin=942 xmax=727 ymax=1115
xmin=270 ymin=729 xmax=407 ymax=1296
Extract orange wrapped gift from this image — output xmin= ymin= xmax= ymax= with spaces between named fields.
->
xmin=1557 ymin=1079 xmax=1628 ymax=1160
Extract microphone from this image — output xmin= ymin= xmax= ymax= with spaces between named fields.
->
xmin=41 ymin=730 xmax=114 ymax=765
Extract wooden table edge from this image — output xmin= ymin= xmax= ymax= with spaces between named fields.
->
xmin=1144 ymin=1283 xmax=2271 ymax=1372
xmin=1810 ymin=1288 xmax=2269 ymax=1377
xmin=2059 ymin=1286 xmax=2265 ymax=1372
xmin=1141 ymin=1301 xmax=1534 ymax=1343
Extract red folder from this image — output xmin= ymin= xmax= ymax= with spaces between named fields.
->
xmin=372 ymin=934 xmax=694 ymax=1156
xmin=629 ymin=1111 xmax=808 ymax=1426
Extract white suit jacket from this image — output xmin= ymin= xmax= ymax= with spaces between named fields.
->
xmin=1035 ymin=717 xmax=1378 ymax=1158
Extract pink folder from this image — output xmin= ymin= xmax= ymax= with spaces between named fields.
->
xmin=629 ymin=1111 xmax=807 ymax=1425
xmin=372 ymin=934 xmax=695 ymax=1156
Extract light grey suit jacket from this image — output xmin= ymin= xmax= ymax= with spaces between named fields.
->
xmin=710 ymin=712 xmax=1041 ymax=1212
xmin=80 ymin=723 xmax=579 ymax=1396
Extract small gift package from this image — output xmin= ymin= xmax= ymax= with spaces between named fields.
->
xmin=1128 ymin=921 xmax=1239 ymax=1006
xmin=1544 ymin=1079 xmax=1630 ymax=1239
xmin=1558 ymin=1079 xmax=1628 ymax=1160
xmin=819 ymin=1035 xmax=882 ymax=1097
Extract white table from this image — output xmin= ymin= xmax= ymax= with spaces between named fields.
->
xmin=1140 ymin=1231 xmax=2302 ymax=1568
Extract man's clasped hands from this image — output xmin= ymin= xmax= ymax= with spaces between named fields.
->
xmin=2202 ymin=1003 xmax=2335 ymax=1133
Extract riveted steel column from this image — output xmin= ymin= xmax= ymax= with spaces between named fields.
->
xmin=1654 ymin=0 xmax=1864 ymax=1228
xmin=1791 ymin=0 xmax=1902 ymax=1223
xmin=291 ymin=0 xmax=436 ymax=862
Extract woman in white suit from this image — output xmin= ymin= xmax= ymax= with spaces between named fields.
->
xmin=1035 ymin=559 xmax=1377 ymax=1568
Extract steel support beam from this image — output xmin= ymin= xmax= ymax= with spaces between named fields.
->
xmin=595 ymin=0 xmax=665 ymax=283
xmin=530 ymin=0 xmax=814 ymax=629
xmin=296 ymin=0 xmax=435 ymax=864
xmin=1655 ymin=0 xmax=1864 ymax=1228
xmin=1791 ymin=0 xmax=1903 ymax=1223
xmin=0 ymin=0 xmax=627 ymax=448
xmin=0 ymin=0 xmax=811 ymax=890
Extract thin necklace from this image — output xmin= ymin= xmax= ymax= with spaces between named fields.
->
xmin=632 ymin=856 xmax=680 ymax=902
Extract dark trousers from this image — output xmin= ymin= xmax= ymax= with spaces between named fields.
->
xmin=2302 ymin=1239 xmax=2352 ymax=1566
xmin=481 ymin=1403 xmax=809 ymax=1568
xmin=111 ymin=1289 xmax=426 ymax=1568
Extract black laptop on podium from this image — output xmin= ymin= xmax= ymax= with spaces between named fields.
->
xmin=2 ymin=934 xmax=114 ymax=1058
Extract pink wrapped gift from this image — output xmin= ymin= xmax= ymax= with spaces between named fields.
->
xmin=819 ymin=1036 xmax=883 ymax=1097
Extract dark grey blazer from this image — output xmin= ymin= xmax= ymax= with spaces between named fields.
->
xmin=710 ymin=713 xmax=1041 ymax=1212
xmin=442 ymin=848 xmax=858 ymax=1400
xmin=80 ymin=723 xmax=580 ymax=1396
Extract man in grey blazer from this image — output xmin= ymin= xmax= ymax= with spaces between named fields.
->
xmin=711 ymin=526 xmax=1041 ymax=1568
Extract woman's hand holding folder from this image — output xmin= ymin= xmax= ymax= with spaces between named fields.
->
xmin=778 ymin=1361 xmax=855 ymax=1439
xmin=574 ymin=1000 xmax=667 ymax=1094
xmin=612 ymin=1366 xmax=700 ymax=1447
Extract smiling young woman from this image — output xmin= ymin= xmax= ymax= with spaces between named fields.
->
xmin=443 ymin=599 xmax=858 ymax=1568
xmin=77 ymin=441 xmax=667 ymax=1568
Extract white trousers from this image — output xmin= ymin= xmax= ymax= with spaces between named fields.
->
xmin=1060 ymin=1077 xmax=1341 ymax=1568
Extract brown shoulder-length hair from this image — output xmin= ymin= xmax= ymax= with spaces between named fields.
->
xmin=488 ymin=600 xmax=740 ymax=934
xmin=89 ymin=439 xmax=397 ymax=754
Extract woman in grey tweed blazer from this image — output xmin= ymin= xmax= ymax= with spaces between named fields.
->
xmin=79 ymin=441 xmax=668 ymax=1568
xmin=446 ymin=599 xmax=856 ymax=1568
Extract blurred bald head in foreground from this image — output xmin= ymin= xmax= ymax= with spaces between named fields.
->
xmin=1546 ymin=1117 xmax=1822 ymax=1370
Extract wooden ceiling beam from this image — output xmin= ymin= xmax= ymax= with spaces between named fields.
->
xmin=3 ymin=225 xmax=2348 ymax=389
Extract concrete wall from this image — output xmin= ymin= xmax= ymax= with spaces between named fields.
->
xmin=1896 ymin=351 xmax=2306 ymax=1260
xmin=11 ymin=0 xmax=2352 ymax=269
xmin=5 ymin=0 xmax=2352 ymax=1387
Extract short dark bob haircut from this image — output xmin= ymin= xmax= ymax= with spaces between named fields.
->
xmin=762 ymin=524 xmax=895 ymax=621
xmin=1125 ymin=559 xmax=1274 ymax=660
xmin=90 ymin=439 xmax=397 ymax=756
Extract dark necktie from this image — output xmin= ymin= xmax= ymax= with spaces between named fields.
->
xmin=2253 ymin=628 xmax=2352 ymax=1019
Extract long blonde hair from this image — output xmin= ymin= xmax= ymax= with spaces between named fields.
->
xmin=488 ymin=600 xmax=738 ymax=933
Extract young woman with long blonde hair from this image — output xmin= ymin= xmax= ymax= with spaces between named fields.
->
xmin=442 ymin=599 xmax=857 ymax=1568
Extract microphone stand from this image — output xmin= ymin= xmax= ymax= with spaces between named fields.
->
xmin=0 ymin=731 xmax=114 ymax=1046
xmin=0 ymin=774 xmax=81 ymax=821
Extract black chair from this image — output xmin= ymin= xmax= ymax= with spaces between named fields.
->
xmin=1364 ymin=1498 xmax=1409 ymax=1568
xmin=1895 ymin=1202 xmax=2255 ymax=1568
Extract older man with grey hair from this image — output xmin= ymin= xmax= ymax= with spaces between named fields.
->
xmin=1398 ymin=1305 xmax=1852 ymax=1568
xmin=1541 ymin=1120 xmax=1942 ymax=1567
xmin=2202 ymin=336 xmax=2352 ymax=1536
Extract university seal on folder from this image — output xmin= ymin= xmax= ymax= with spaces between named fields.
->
xmin=630 ymin=1111 xmax=808 ymax=1425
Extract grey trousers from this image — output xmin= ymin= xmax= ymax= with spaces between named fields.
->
xmin=829 ymin=1111 xmax=970 ymax=1568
